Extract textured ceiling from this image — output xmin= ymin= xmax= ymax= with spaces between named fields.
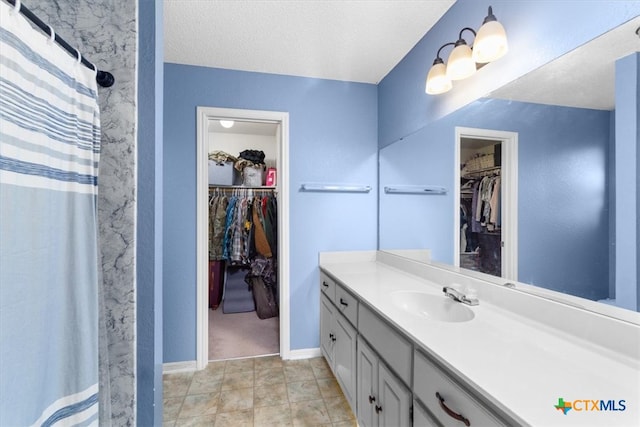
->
xmin=164 ymin=0 xmax=456 ymax=84
xmin=490 ymin=16 xmax=640 ymax=111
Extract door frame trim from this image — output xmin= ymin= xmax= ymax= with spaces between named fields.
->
xmin=454 ymin=127 xmax=518 ymax=281
xmin=196 ymin=106 xmax=291 ymax=369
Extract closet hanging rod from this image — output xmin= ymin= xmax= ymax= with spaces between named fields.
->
xmin=5 ymin=0 xmax=115 ymax=88
xmin=462 ymin=167 xmax=501 ymax=179
xmin=208 ymin=186 xmax=276 ymax=191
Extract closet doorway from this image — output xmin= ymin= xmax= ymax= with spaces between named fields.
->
xmin=454 ymin=127 xmax=518 ymax=281
xmin=196 ymin=107 xmax=290 ymax=369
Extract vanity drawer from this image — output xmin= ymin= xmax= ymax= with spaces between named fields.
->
xmin=335 ymin=284 xmax=358 ymax=327
xmin=413 ymin=399 xmax=440 ymax=427
xmin=414 ymin=350 xmax=506 ymax=427
xmin=358 ymin=304 xmax=412 ymax=385
xmin=319 ymin=270 xmax=336 ymax=303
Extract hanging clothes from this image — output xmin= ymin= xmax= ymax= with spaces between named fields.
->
xmin=253 ymin=198 xmax=272 ymax=257
xmin=0 ymin=2 xmax=101 ymax=424
xmin=470 ymin=174 xmax=501 ymax=232
xmin=209 ymin=194 xmax=228 ymax=260
xmin=210 ymin=189 xmax=278 ymax=264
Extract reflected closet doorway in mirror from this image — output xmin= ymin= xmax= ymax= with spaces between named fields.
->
xmin=454 ymin=127 xmax=518 ymax=281
xmin=197 ymin=107 xmax=291 ymax=370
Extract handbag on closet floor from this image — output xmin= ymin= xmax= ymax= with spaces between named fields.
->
xmin=246 ymin=276 xmax=278 ymax=319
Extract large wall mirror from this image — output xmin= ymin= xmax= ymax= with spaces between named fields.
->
xmin=379 ymin=17 xmax=639 ymax=320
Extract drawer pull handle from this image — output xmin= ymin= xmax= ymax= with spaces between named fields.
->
xmin=436 ymin=392 xmax=470 ymax=426
xmin=375 ymin=405 xmax=382 ymax=414
xmin=339 ymin=298 xmax=348 ymax=307
xmin=322 ymin=281 xmax=329 ymax=288
xmin=368 ymin=395 xmax=376 ymax=404
xmin=329 ymin=333 xmax=336 ymax=342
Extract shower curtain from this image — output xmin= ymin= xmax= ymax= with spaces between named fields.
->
xmin=0 ymin=2 xmax=101 ymax=425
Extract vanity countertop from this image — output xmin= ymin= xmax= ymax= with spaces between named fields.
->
xmin=319 ymin=251 xmax=640 ymax=426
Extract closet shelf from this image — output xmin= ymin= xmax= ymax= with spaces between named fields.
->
xmin=462 ymin=166 xmax=501 ymax=179
xmin=209 ymin=185 xmax=276 ymax=190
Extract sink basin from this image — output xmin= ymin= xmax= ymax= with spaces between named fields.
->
xmin=390 ymin=291 xmax=475 ymax=322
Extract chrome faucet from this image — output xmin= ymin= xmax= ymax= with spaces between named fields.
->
xmin=442 ymin=286 xmax=479 ymax=306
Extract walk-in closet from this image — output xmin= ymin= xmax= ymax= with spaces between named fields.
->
xmin=206 ymin=119 xmax=280 ymax=361
xmin=459 ymin=138 xmax=502 ymax=277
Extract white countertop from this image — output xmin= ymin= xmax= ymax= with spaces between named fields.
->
xmin=320 ymin=252 xmax=640 ymax=427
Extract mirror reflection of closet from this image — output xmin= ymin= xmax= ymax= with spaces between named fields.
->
xmin=207 ymin=119 xmax=280 ymax=361
xmin=459 ymin=138 xmax=502 ymax=277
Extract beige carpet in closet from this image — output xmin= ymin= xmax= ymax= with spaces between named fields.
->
xmin=208 ymin=308 xmax=279 ymax=361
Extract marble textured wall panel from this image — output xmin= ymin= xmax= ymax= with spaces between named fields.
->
xmin=30 ymin=1 xmax=137 ymax=425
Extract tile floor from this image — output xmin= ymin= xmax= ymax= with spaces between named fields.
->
xmin=163 ymin=356 xmax=357 ymax=426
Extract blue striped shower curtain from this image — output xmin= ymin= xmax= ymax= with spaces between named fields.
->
xmin=0 ymin=1 xmax=100 ymax=425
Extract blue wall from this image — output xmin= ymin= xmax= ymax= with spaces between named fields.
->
xmin=163 ymin=65 xmax=378 ymax=362
xmin=378 ymin=0 xmax=640 ymax=148
xmin=614 ymin=53 xmax=639 ymax=310
xmin=380 ymin=99 xmax=612 ymax=300
xmin=137 ymin=0 xmax=163 ymax=423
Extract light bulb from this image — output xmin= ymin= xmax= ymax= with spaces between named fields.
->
xmin=472 ymin=8 xmax=508 ymax=63
xmin=220 ymin=120 xmax=234 ymax=128
xmin=446 ymin=42 xmax=476 ymax=81
xmin=472 ymin=21 xmax=508 ymax=63
xmin=425 ymin=61 xmax=452 ymax=95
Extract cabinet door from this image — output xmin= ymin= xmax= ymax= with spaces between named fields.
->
xmin=333 ymin=311 xmax=357 ymax=410
xmin=357 ymin=337 xmax=379 ymax=427
xmin=378 ymin=363 xmax=411 ymax=427
xmin=320 ymin=295 xmax=334 ymax=366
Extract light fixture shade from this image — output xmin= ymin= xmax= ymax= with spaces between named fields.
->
xmin=220 ymin=120 xmax=234 ymax=128
xmin=425 ymin=62 xmax=452 ymax=95
xmin=446 ymin=43 xmax=476 ymax=81
xmin=472 ymin=20 xmax=508 ymax=63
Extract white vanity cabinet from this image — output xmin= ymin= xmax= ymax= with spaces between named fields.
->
xmin=357 ymin=336 xmax=412 ymax=427
xmin=320 ymin=266 xmax=515 ymax=427
xmin=319 ymin=272 xmax=358 ymax=410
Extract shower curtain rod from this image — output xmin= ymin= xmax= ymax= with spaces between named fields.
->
xmin=5 ymin=0 xmax=115 ymax=88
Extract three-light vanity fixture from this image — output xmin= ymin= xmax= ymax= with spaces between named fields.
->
xmin=425 ymin=6 xmax=508 ymax=95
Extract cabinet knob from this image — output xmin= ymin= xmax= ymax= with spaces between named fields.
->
xmin=436 ymin=392 xmax=470 ymax=426
xmin=375 ymin=405 xmax=382 ymax=414
xmin=329 ymin=333 xmax=336 ymax=342
xmin=368 ymin=395 xmax=376 ymax=404
xmin=339 ymin=298 xmax=348 ymax=307
xmin=322 ymin=281 xmax=329 ymax=288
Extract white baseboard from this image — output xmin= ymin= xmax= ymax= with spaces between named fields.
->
xmin=163 ymin=348 xmax=321 ymax=372
xmin=284 ymin=347 xmax=322 ymax=360
xmin=163 ymin=360 xmax=197 ymax=373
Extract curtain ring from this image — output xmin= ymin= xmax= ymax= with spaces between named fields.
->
xmin=46 ymin=25 xmax=55 ymax=44
xmin=10 ymin=0 xmax=21 ymax=15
